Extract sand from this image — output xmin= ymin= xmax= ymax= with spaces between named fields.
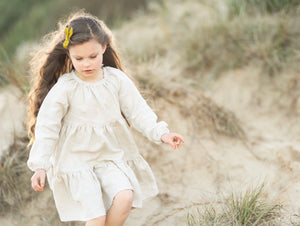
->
xmin=123 ymin=67 xmax=300 ymax=225
xmin=0 ymin=85 xmax=26 ymax=158
xmin=0 ymin=67 xmax=299 ymax=225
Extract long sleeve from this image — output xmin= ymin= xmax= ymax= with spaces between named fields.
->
xmin=27 ymin=81 xmax=69 ymax=172
xmin=117 ymin=70 xmax=169 ymax=144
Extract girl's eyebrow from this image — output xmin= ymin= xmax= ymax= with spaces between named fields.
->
xmin=72 ymin=52 xmax=99 ymax=57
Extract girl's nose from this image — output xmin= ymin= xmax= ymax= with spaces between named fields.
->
xmin=83 ymin=59 xmax=91 ymax=67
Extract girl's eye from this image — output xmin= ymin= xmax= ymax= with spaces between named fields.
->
xmin=76 ymin=58 xmax=82 ymax=61
xmin=90 ymin=55 xmax=97 ymax=59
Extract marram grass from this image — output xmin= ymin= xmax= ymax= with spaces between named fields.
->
xmin=0 ymin=46 xmax=30 ymax=93
xmin=227 ymin=0 xmax=300 ymax=16
xmin=0 ymin=137 xmax=33 ymax=215
xmin=187 ymin=185 xmax=282 ymax=226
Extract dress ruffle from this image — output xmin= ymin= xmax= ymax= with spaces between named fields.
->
xmin=47 ymin=155 xmax=158 ymax=221
xmin=45 ymin=118 xmax=159 ymax=221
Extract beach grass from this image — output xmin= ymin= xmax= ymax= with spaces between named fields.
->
xmin=187 ymin=185 xmax=282 ymax=226
xmin=0 ymin=137 xmax=32 ymax=215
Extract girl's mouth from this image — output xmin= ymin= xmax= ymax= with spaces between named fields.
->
xmin=84 ymin=70 xmax=93 ymax=74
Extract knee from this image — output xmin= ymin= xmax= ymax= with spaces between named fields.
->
xmin=115 ymin=190 xmax=133 ymax=210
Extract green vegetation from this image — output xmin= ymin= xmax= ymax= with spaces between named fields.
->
xmin=187 ymin=185 xmax=282 ymax=225
xmin=184 ymin=15 xmax=298 ymax=77
xmin=0 ymin=0 xmax=42 ymax=39
xmin=180 ymin=0 xmax=300 ymax=77
xmin=0 ymin=0 xmax=153 ymax=55
xmin=227 ymin=0 xmax=300 ymax=16
xmin=0 ymin=0 xmax=159 ymax=90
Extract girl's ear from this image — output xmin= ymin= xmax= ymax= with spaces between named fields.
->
xmin=102 ymin=44 xmax=107 ymax=54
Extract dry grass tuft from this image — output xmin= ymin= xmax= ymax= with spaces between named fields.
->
xmin=187 ymin=184 xmax=282 ymax=225
xmin=181 ymin=9 xmax=300 ymax=77
xmin=164 ymin=91 xmax=246 ymax=140
xmin=0 ymin=136 xmax=33 ymax=215
xmin=0 ymin=47 xmax=30 ymax=93
xmin=188 ymin=93 xmax=246 ymax=140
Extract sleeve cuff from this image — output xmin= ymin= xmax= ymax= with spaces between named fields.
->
xmin=27 ymin=160 xmax=50 ymax=172
xmin=152 ymin=121 xmax=170 ymax=144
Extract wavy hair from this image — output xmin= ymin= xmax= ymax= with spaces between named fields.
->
xmin=27 ymin=12 xmax=127 ymax=145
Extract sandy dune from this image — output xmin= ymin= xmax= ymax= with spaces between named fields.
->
xmin=0 ymin=68 xmax=299 ymax=225
xmin=0 ymin=0 xmax=299 ymax=224
xmin=124 ymin=67 xmax=300 ymax=225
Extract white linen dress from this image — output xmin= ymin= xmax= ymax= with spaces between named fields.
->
xmin=27 ymin=66 xmax=169 ymax=221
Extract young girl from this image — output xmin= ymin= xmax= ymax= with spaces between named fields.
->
xmin=27 ymin=12 xmax=184 ymax=226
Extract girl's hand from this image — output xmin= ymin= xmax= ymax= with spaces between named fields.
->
xmin=31 ymin=169 xmax=46 ymax=192
xmin=161 ymin=133 xmax=184 ymax=149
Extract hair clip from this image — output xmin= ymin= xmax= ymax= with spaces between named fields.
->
xmin=63 ymin=26 xmax=73 ymax=49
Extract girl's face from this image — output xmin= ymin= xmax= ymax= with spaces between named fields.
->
xmin=69 ymin=39 xmax=106 ymax=82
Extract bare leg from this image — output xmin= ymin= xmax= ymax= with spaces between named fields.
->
xmin=85 ymin=216 xmax=106 ymax=226
xmin=105 ymin=190 xmax=133 ymax=226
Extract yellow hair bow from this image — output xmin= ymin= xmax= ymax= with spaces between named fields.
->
xmin=63 ymin=27 xmax=73 ymax=49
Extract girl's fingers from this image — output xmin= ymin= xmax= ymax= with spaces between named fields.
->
xmin=162 ymin=133 xmax=184 ymax=149
xmin=172 ymin=135 xmax=184 ymax=143
xmin=35 ymin=183 xmax=43 ymax=191
xmin=32 ymin=180 xmax=40 ymax=191
xmin=175 ymin=134 xmax=184 ymax=142
xmin=40 ymin=174 xmax=45 ymax=187
xmin=173 ymin=136 xmax=183 ymax=147
xmin=31 ymin=175 xmax=45 ymax=191
xmin=31 ymin=176 xmax=38 ymax=187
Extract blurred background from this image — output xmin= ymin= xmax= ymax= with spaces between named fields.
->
xmin=0 ymin=0 xmax=300 ymax=225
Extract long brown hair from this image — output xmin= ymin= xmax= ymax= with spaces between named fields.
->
xmin=27 ymin=12 xmax=126 ymax=145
